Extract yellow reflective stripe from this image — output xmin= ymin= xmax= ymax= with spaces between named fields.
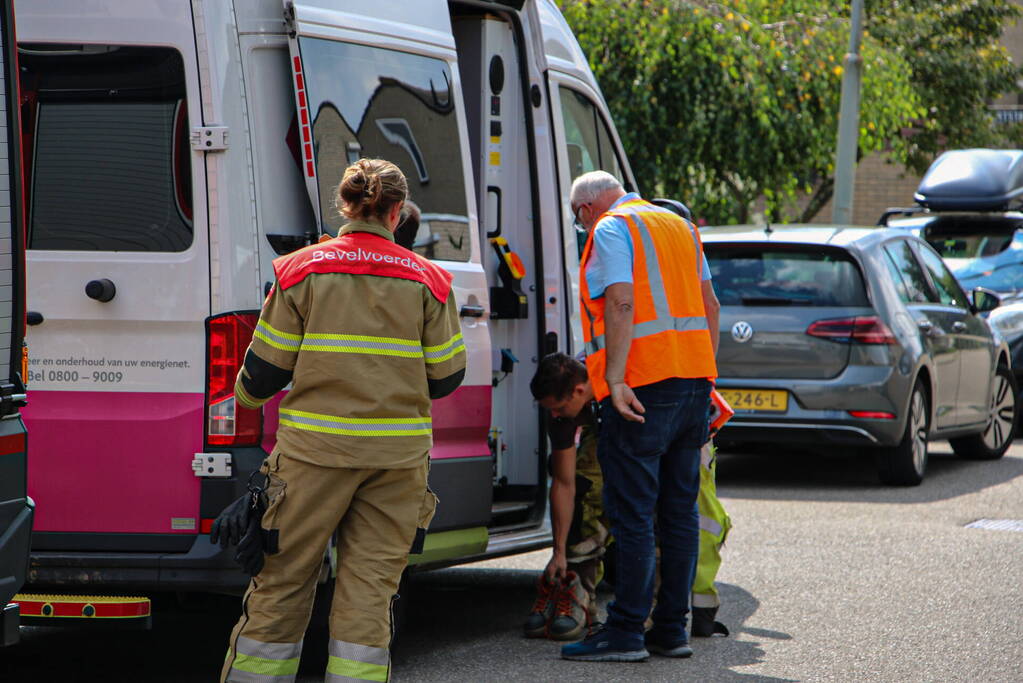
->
xmin=424 ymin=344 xmax=465 ymax=364
xmin=279 ymin=419 xmax=432 ymax=437
xmin=279 ymin=408 xmax=431 ymax=437
xmin=304 ymin=333 xmax=419 ymax=346
xmin=299 ymin=344 xmax=423 ymax=358
xmin=327 ymin=656 xmax=388 ymax=682
xmin=234 ymin=381 xmax=263 ymax=410
xmin=300 ymin=333 xmax=424 ymax=357
xmin=424 ymin=333 xmax=466 ymax=364
xmin=423 ymin=332 xmax=463 ymax=354
xmin=280 ymin=409 xmax=430 ymax=424
xmin=254 ymin=320 xmax=302 ymax=352
xmin=232 ymin=652 xmax=300 ymax=677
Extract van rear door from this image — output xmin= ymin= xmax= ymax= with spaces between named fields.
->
xmin=282 ymin=1 xmax=494 ymax=533
xmin=0 ymin=0 xmax=31 ymax=633
xmin=18 ymin=4 xmax=209 ymax=550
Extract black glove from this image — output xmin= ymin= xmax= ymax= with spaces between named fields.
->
xmin=235 ymin=506 xmax=266 ymax=576
xmin=210 ymin=474 xmax=270 ymax=577
xmin=209 ymin=494 xmax=251 ymax=549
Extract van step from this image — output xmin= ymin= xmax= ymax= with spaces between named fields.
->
xmin=13 ymin=594 xmax=151 ymax=628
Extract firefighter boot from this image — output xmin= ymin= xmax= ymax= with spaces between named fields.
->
xmin=523 ymin=573 xmax=557 ymax=638
xmin=691 ymin=605 xmax=729 ymax=637
xmin=548 ymin=571 xmax=590 ymax=641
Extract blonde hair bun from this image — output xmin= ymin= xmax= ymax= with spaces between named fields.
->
xmin=337 ymin=158 xmax=408 ymax=221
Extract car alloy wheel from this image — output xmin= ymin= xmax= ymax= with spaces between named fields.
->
xmin=877 ymin=379 xmax=929 ymax=486
xmin=949 ymin=365 xmax=1018 ymax=461
xmin=981 ymin=372 xmax=1015 ymax=452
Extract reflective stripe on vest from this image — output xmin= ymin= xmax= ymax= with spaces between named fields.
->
xmin=325 ymin=639 xmax=389 ymax=682
xmin=582 ymin=210 xmax=709 ymax=356
xmin=279 ymin=409 xmax=431 ymax=437
xmin=226 ymin=636 xmax=302 ymax=682
xmin=579 ymin=197 xmax=716 ymax=400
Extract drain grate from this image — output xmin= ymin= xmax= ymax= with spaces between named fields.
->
xmin=965 ymin=519 xmax=1023 ymax=532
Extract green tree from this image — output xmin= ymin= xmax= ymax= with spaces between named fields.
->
xmin=557 ymin=0 xmax=1021 ymax=224
xmin=866 ymin=0 xmax=1023 ymax=176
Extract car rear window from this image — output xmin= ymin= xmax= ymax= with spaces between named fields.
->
xmin=917 ymin=215 xmax=1023 ymax=260
xmin=706 ymin=246 xmax=869 ymax=307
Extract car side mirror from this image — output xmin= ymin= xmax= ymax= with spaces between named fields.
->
xmin=971 ymin=286 xmax=1001 ymax=314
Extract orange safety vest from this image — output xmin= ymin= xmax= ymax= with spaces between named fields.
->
xmin=580 ymin=197 xmax=717 ymax=402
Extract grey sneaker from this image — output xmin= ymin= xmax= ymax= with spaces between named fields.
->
xmin=645 ymin=631 xmax=693 ymax=658
xmin=523 ymin=574 xmax=556 ymax=638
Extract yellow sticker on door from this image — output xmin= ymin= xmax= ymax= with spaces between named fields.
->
xmin=489 ymin=151 xmax=501 ymax=166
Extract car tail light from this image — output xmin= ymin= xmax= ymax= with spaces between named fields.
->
xmin=206 ymin=312 xmax=262 ymax=446
xmin=806 ymin=316 xmax=896 ymax=345
xmin=848 ymin=410 xmax=896 ymax=419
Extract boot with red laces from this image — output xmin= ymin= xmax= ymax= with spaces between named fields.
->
xmin=547 ymin=571 xmax=591 ymax=641
xmin=523 ymin=573 xmax=557 ymax=638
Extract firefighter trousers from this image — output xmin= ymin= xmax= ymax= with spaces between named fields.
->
xmin=221 ymin=449 xmax=434 ymax=683
xmin=693 ymin=444 xmax=731 ymax=609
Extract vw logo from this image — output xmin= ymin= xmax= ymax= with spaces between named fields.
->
xmin=731 ymin=321 xmax=754 ymax=343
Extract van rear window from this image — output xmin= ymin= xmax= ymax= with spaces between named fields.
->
xmin=298 ymin=38 xmax=471 ymax=262
xmin=20 ymin=45 xmax=192 ymax=252
xmin=706 ymin=246 xmax=869 ymax=307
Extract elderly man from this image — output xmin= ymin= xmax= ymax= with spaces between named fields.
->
xmin=561 ymin=171 xmax=719 ymax=663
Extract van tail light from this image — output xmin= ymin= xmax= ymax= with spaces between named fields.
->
xmin=806 ymin=316 xmax=896 ymax=345
xmin=206 ymin=312 xmax=262 ymax=446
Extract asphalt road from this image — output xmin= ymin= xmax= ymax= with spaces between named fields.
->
xmin=6 ymin=442 xmax=1023 ymax=682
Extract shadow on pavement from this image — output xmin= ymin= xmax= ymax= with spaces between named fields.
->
xmin=394 ymin=567 xmax=795 ymax=682
xmin=716 ymin=445 xmax=1023 ymax=504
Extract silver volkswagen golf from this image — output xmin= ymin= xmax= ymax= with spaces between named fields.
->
xmin=703 ymin=225 xmax=1018 ymax=486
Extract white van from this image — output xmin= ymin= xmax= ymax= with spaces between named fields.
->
xmin=19 ymin=0 xmax=636 ymax=594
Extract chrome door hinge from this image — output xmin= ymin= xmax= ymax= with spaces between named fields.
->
xmin=192 ymin=453 xmax=233 ymax=477
xmin=191 ymin=126 xmax=229 ymax=151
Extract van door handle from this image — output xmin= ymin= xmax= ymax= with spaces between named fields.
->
xmin=460 ymin=304 xmax=485 ymax=318
xmin=27 ymin=311 xmax=44 ymax=326
xmin=952 ymin=321 xmax=967 ymax=333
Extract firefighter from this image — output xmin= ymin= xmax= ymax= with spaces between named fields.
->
xmin=527 ymin=353 xmax=730 ymax=641
xmin=220 ymin=158 xmax=466 ymax=683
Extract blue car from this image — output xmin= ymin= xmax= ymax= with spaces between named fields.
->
xmin=881 ymin=149 xmax=1023 ymax=390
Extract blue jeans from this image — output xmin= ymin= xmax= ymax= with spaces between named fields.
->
xmin=598 ymin=377 xmax=712 ymax=642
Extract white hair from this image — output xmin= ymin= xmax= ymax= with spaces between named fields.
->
xmin=570 ymin=170 xmax=623 ymax=206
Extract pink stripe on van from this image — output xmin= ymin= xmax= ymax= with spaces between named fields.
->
xmin=24 ymin=391 xmax=204 ymax=534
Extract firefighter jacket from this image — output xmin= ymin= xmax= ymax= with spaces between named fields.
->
xmin=580 ymin=196 xmax=717 ymax=401
xmin=234 ymin=220 xmax=466 ymax=468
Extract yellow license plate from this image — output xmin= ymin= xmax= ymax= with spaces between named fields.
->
xmin=718 ymin=389 xmax=788 ymax=412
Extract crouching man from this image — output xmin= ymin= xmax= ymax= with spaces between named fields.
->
xmin=524 ymin=353 xmax=731 ymax=645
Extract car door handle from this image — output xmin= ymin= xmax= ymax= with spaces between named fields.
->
xmin=952 ymin=321 xmax=967 ymax=333
xmin=917 ymin=320 xmax=934 ymax=335
xmin=459 ymin=304 xmax=485 ymax=318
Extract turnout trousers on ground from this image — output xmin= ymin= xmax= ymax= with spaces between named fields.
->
xmin=221 ymin=449 xmax=431 ymax=683
xmin=566 ymin=422 xmax=610 ymax=614
xmin=598 ymin=377 xmax=711 ymax=645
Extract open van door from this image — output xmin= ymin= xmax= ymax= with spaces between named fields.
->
xmin=282 ymin=1 xmax=495 ymax=542
xmin=0 ymin=0 xmax=31 ymax=647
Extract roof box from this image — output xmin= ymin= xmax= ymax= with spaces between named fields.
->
xmin=915 ymin=149 xmax=1023 ymax=211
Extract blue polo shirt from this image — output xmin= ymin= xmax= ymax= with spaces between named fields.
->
xmin=585 ymin=193 xmax=710 ymax=299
